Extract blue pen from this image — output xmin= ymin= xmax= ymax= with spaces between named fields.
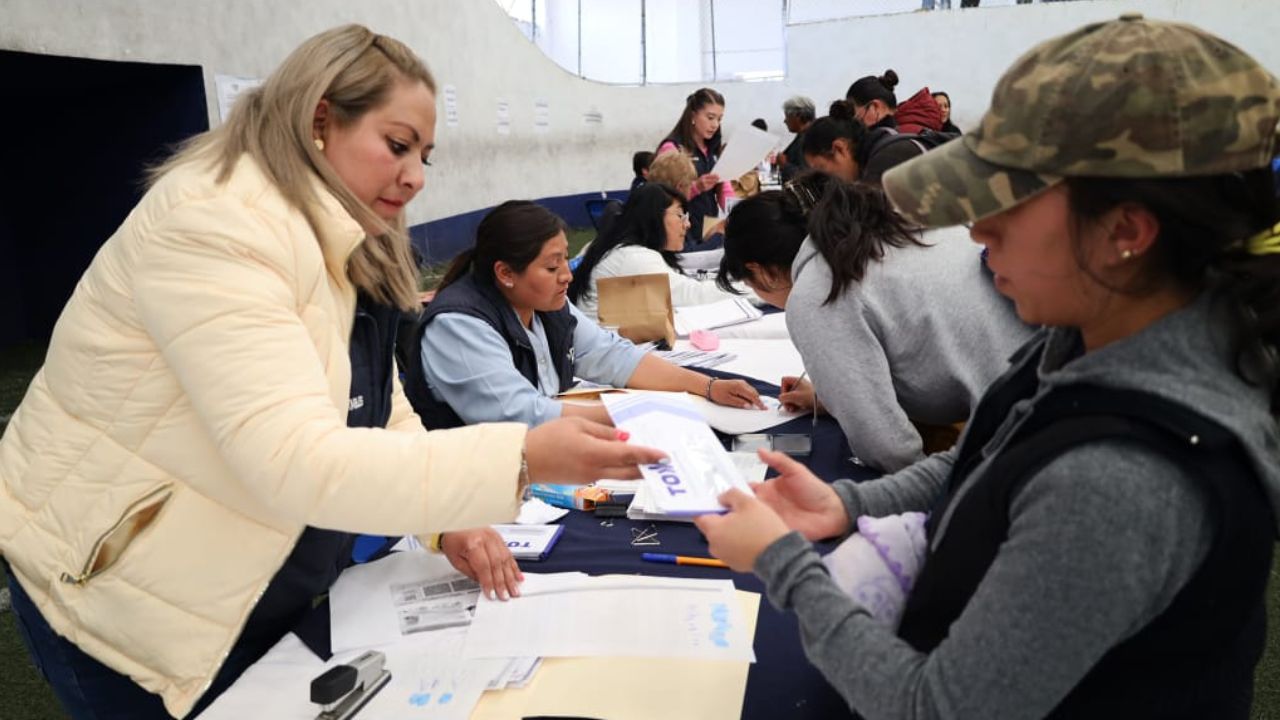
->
xmin=642 ymin=552 xmax=730 ymax=568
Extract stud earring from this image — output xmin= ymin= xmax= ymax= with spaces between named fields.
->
xmin=313 ymin=137 xmax=325 ymax=151
xmin=504 ymin=281 xmax=514 ymax=288
xmin=1120 ymin=249 xmax=1133 ymax=260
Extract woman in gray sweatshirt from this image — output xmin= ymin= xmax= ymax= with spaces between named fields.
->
xmin=719 ymin=173 xmax=1033 ymax=471
xmin=697 ymin=15 xmax=1280 ymax=720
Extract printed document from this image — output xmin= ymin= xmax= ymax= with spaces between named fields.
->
xmin=603 ymin=392 xmax=754 ymax=515
xmin=463 ymin=574 xmax=755 ymax=662
xmin=710 ymin=124 xmax=780 ymax=182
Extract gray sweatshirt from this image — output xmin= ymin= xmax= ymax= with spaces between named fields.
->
xmin=756 ymin=291 xmax=1280 ymax=720
xmin=785 ymin=226 xmax=1034 ymax=472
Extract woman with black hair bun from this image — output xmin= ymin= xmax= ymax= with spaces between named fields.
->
xmin=846 ymin=68 xmax=943 ymax=135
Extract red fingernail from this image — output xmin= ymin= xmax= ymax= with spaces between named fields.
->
xmin=616 ymin=430 xmax=630 ymax=441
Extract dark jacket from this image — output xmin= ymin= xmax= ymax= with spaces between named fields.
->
xmin=403 ymin=273 xmax=577 ymax=430
xmin=241 ymin=292 xmax=402 ymax=644
xmin=661 ymin=135 xmax=722 ymax=250
xmin=898 ymin=336 xmax=1275 ymax=718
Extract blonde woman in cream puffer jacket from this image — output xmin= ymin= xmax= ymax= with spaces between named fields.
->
xmin=0 ymin=26 xmax=658 ymax=719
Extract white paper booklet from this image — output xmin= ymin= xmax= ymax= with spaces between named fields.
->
xmin=463 ymin=574 xmax=755 ymax=662
xmin=710 ymin=124 xmax=781 ymax=182
xmin=602 ymin=392 xmax=752 ymax=515
xmin=674 ymin=298 xmax=763 ymax=336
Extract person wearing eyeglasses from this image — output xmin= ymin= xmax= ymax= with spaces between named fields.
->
xmin=570 ymin=183 xmax=751 ymax=323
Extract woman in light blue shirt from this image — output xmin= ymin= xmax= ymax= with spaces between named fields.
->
xmin=404 ymin=201 xmax=762 ymax=429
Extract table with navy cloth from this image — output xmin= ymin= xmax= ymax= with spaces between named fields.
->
xmin=295 ymin=370 xmax=878 ymax=719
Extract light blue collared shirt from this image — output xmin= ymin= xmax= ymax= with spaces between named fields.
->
xmin=421 ymin=303 xmax=646 ymax=427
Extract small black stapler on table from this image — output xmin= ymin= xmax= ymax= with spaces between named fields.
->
xmin=310 ymin=650 xmax=392 ymax=720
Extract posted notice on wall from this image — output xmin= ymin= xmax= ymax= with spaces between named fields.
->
xmin=213 ymin=74 xmax=262 ymax=123
xmin=496 ymin=99 xmax=511 ymax=135
xmin=443 ymin=84 xmax=459 ymax=128
xmin=534 ymin=99 xmax=550 ymax=133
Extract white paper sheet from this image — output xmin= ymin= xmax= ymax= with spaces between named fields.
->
xmin=603 ymin=392 xmax=753 ymax=515
xmin=690 ymin=394 xmax=801 ymax=435
xmin=213 ymin=74 xmax=262 ymax=122
xmin=329 ymin=551 xmax=479 ymax=654
xmin=672 ymin=338 xmax=803 ymax=384
xmin=674 ymin=298 xmax=763 ymax=335
xmin=728 ymin=451 xmax=770 ymax=483
xmin=711 ymin=125 xmax=781 ymax=182
xmin=463 ymin=574 xmax=754 ymax=662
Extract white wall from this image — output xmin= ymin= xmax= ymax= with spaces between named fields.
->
xmin=2 ymin=0 xmax=1274 ymax=227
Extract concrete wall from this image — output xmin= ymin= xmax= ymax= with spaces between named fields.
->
xmin=3 ymin=0 xmax=1273 ymax=236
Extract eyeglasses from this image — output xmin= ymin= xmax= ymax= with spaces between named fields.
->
xmin=669 ymin=209 xmax=690 ymax=224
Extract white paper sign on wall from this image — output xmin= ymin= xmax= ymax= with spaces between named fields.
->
xmin=443 ymin=84 xmax=459 ymax=128
xmin=534 ymin=99 xmax=550 ymax=134
xmin=214 ymin=74 xmax=263 ymax=123
xmin=496 ymin=99 xmax=511 ymax=135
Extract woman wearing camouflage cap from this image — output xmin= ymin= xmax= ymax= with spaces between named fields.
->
xmin=696 ymin=15 xmax=1280 ymax=718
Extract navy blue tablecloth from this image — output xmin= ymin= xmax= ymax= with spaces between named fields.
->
xmin=520 ymin=372 xmax=875 ymax=720
xmin=297 ymin=371 xmax=877 ymax=719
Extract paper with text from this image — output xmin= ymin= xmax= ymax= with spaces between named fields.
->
xmin=603 ymin=392 xmax=753 ymax=515
xmin=463 ymin=574 xmax=754 ymax=662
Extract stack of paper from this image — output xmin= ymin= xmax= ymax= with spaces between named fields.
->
xmin=652 ymin=347 xmax=738 ymax=369
xmin=674 ymin=298 xmax=763 ymax=336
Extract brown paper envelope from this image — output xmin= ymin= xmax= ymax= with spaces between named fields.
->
xmin=596 ymin=273 xmax=676 ymax=347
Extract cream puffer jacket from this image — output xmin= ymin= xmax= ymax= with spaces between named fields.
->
xmin=0 ymin=155 xmax=526 ymax=717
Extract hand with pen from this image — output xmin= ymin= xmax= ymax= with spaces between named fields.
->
xmin=779 ymin=374 xmax=825 ymax=416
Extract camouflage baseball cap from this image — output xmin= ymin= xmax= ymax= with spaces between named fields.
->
xmin=883 ymin=14 xmax=1280 ymax=227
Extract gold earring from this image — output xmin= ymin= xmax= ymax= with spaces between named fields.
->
xmin=313 ymin=137 xmax=325 ymax=151
xmin=1120 ymin=249 xmax=1133 ymax=260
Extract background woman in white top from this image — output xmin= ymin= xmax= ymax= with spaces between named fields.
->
xmin=570 ymin=183 xmax=745 ymax=321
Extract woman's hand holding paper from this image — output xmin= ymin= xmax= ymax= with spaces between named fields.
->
xmin=751 ymin=450 xmax=850 ymax=540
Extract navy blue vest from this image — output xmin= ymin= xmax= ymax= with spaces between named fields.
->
xmin=664 ymin=134 xmax=721 ymax=250
xmin=897 ymin=338 xmax=1275 ymax=718
xmin=403 ymin=273 xmax=577 ymax=430
xmin=239 ymin=293 xmax=401 ymax=644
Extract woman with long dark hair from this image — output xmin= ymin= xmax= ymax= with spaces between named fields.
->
xmin=718 ymin=172 xmax=1032 ymax=471
xmin=657 ymin=87 xmax=732 ymax=249
xmin=405 ymin=201 xmax=762 ymax=432
xmin=699 ymin=17 xmax=1280 ymax=719
xmin=569 ymin=183 xmax=745 ymax=321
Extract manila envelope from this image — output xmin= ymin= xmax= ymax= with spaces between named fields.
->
xmin=596 ymin=273 xmax=676 ymax=348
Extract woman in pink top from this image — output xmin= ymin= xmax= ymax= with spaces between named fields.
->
xmin=656 ymin=87 xmax=733 ymax=250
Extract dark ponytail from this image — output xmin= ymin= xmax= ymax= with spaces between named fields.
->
xmin=1064 ymin=169 xmax=1280 ymax=412
xmin=846 ymin=69 xmax=900 ymax=109
xmin=802 ymin=100 xmax=866 ymax=159
xmin=437 ymin=200 xmax=566 ymax=292
xmin=662 ymin=87 xmax=726 ymax=155
xmin=806 ymin=180 xmax=927 ymax=305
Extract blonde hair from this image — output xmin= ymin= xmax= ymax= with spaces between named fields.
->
xmin=150 ymin=24 xmax=435 ymax=311
xmin=647 ymin=150 xmax=698 ymax=196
